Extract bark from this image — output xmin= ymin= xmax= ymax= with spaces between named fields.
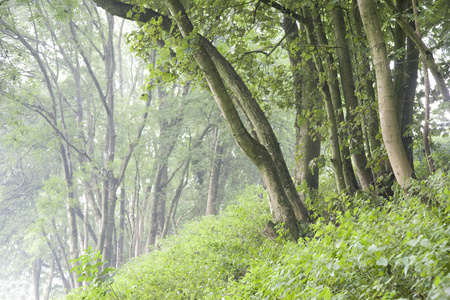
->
xmin=43 ymin=230 xmax=71 ymax=293
xmin=282 ymin=16 xmax=321 ymax=200
xmin=393 ymin=0 xmax=419 ymax=171
xmin=117 ymin=186 xmax=125 ymax=267
xmin=51 ymin=220 xmax=75 ymax=289
xmin=312 ymin=9 xmax=359 ymax=193
xmin=413 ymin=0 xmax=434 ymax=174
xmin=301 ymin=12 xmax=347 ymax=193
xmin=206 ymin=127 xmax=223 ymax=216
xmin=32 ymin=259 xmax=42 ymax=300
xmin=147 ymin=162 xmax=168 ymax=248
xmin=43 ymin=258 xmax=54 ymax=300
xmin=332 ymin=6 xmax=374 ymax=190
xmin=384 ymin=0 xmax=450 ymax=102
xmin=357 ymin=0 xmax=413 ymax=188
xmin=162 ymin=161 xmax=189 ymax=238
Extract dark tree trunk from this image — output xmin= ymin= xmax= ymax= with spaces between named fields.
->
xmin=332 ymin=6 xmax=374 ymax=190
xmin=282 ymin=16 xmax=321 ymax=201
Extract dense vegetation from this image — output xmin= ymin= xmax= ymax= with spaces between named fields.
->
xmin=0 ymin=0 xmax=449 ymax=298
xmin=67 ymin=174 xmax=450 ymax=299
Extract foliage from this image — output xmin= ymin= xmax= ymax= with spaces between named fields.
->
xmin=68 ymin=174 xmax=450 ymax=299
xmin=67 ymin=247 xmax=118 ymax=300
xmin=226 ymin=173 xmax=450 ymax=299
xmin=67 ymin=185 xmax=271 ymax=299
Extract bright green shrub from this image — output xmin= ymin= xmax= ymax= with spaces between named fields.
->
xmin=224 ymin=172 xmax=450 ymax=299
xmin=67 ymin=174 xmax=450 ymax=300
xmin=67 ymin=185 xmax=271 ymax=299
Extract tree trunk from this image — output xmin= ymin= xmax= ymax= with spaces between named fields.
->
xmin=43 ymin=258 xmax=54 ymax=300
xmin=206 ymin=128 xmax=223 ymax=216
xmin=117 ymin=186 xmax=125 ymax=267
xmin=162 ymin=161 xmax=189 ymax=238
xmin=282 ymin=16 xmax=321 ymax=200
xmin=146 ymin=162 xmax=168 ymax=248
xmin=302 ymin=11 xmax=346 ymax=193
xmin=312 ymin=9 xmax=359 ymax=193
xmin=412 ymin=0 xmax=434 ymax=174
xmin=332 ymin=6 xmax=374 ymax=190
xmin=164 ymin=0 xmax=301 ymax=240
xmin=32 ymin=259 xmax=42 ymax=300
xmin=357 ymin=0 xmax=413 ymax=188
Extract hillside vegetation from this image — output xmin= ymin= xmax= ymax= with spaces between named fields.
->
xmin=67 ymin=173 xmax=450 ymax=300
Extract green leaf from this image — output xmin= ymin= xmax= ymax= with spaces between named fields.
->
xmin=376 ymin=257 xmax=388 ymax=266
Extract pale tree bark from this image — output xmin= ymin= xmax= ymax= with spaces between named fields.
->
xmin=332 ymin=6 xmax=374 ymax=191
xmin=206 ymin=127 xmax=223 ymax=216
xmin=43 ymin=231 xmax=71 ymax=293
xmin=32 ymin=259 xmax=42 ymax=300
xmin=147 ymin=162 xmax=168 ymax=248
xmin=117 ymin=185 xmax=126 ymax=267
xmin=43 ymin=258 xmax=54 ymax=300
xmin=162 ymin=161 xmax=189 ymax=238
xmin=357 ymin=0 xmax=413 ymax=188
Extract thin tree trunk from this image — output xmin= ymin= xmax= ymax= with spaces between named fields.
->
xmin=162 ymin=161 xmax=189 ymax=238
xmin=206 ymin=128 xmax=223 ymax=216
xmin=413 ymin=0 xmax=434 ymax=174
xmin=43 ymin=258 xmax=54 ymax=300
xmin=332 ymin=6 xmax=374 ymax=190
xmin=312 ymin=8 xmax=359 ymax=193
xmin=32 ymin=259 xmax=42 ymax=300
xmin=43 ymin=231 xmax=71 ymax=293
xmin=117 ymin=186 xmax=125 ymax=267
xmin=302 ymin=12 xmax=346 ymax=193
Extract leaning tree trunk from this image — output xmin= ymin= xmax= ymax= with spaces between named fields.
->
xmin=357 ymin=0 xmax=413 ymax=188
xmin=164 ymin=0 xmax=302 ymax=240
xmin=91 ymin=0 xmax=309 ymax=240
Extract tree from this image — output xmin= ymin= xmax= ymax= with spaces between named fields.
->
xmin=92 ymin=0 xmax=311 ymax=241
xmin=357 ymin=0 xmax=414 ymax=188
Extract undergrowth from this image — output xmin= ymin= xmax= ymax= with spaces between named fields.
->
xmin=66 ymin=172 xmax=450 ymax=300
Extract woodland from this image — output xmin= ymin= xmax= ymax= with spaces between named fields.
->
xmin=0 ymin=0 xmax=449 ymax=299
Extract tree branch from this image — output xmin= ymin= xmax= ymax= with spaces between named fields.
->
xmin=384 ymin=0 xmax=449 ymax=102
xmin=91 ymin=0 xmax=172 ymax=31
